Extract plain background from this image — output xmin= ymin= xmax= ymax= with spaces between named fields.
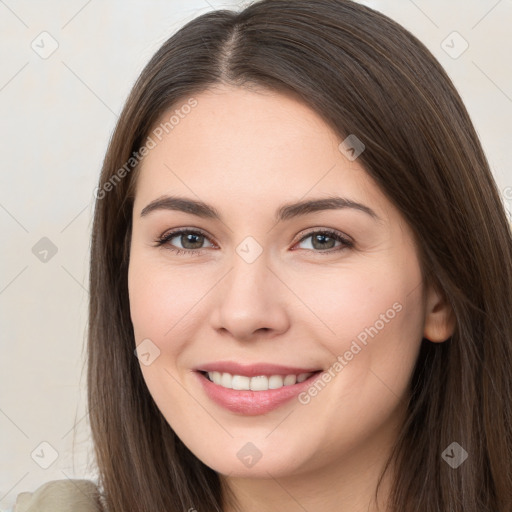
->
xmin=1 ymin=0 xmax=511 ymax=507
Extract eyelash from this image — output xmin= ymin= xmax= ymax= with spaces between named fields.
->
xmin=154 ymin=228 xmax=353 ymax=256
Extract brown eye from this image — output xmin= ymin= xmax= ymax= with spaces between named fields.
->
xmin=155 ymin=228 xmax=353 ymax=256
xmin=155 ymin=229 xmax=214 ymax=255
xmin=295 ymin=229 xmax=353 ymax=253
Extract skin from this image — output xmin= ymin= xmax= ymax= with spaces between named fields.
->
xmin=127 ymin=84 xmax=454 ymax=512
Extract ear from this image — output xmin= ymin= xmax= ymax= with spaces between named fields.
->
xmin=423 ymin=281 xmax=455 ymax=343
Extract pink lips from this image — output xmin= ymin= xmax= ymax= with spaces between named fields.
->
xmin=193 ymin=360 xmax=322 ymax=416
xmin=195 ymin=360 xmax=321 ymax=377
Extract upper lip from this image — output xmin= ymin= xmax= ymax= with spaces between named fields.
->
xmin=194 ymin=361 xmax=322 ymax=377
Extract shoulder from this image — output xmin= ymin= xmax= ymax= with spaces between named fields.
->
xmin=7 ymin=479 xmax=104 ymax=512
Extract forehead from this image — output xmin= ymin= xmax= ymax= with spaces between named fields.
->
xmin=134 ymin=85 xmax=384 ymax=216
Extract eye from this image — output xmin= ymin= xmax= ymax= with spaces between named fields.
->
xmin=293 ymin=229 xmax=353 ymax=254
xmin=155 ymin=228 xmax=215 ymax=256
xmin=154 ymin=228 xmax=353 ymax=256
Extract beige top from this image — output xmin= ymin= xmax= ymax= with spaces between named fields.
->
xmin=6 ymin=479 xmax=104 ymax=512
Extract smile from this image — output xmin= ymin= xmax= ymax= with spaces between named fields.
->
xmin=202 ymin=371 xmax=315 ymax=390
xmin=194 ymin=363 xmax=323 ymax=415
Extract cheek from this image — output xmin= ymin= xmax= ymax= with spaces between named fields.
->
xmin=127 ymin=256 xmax=199 ymax=415
xmin=284 ymin=261 xmax=424 ymax=460
xmin=128 ymin=253 xmax=211 ymax=360
xmin=289 ymin=256 xmax=422 ymax=345
xmin=128 ymin=267 xmax=167 ymax=343
xmin=289 ymin=253 xmax=425 ymax=397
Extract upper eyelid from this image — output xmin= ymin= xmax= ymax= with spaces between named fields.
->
xmin=160 ymin=227 xmax=214 ymax=243
xmin=159 ymin=226 xmax=352 ymax=246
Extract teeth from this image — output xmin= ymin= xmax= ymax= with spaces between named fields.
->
xmin=220 ymin=372 xmax=232 ymax=388
xmin=232 ymin=375 xmax=250 ymax=390
xmin=268 ymin=375 xmax=284 ymax=389
xmin=249 ymin=375 xmax=268 ymax=391
xmin=206 ymin=371 xmax=314 ymax=391
xmin=283 ymin=374 xmax=296 ymax=386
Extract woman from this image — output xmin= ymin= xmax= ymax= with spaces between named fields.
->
xmin=7 ymin=0 xmax=512 ymax=510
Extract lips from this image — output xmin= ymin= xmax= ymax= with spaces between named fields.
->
xmin=195 ymin=361 xmax=321 ymax=377
xmin=193 ymin=360 xmax=323 ymax=415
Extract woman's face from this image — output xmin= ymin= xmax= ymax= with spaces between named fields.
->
xmin=128 ymin=85 xmax=443 ymax=482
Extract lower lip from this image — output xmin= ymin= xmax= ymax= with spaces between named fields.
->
xmin=195 ymin=371 xmax=322 ymax=415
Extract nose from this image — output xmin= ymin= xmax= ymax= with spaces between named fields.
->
xmin=210 ymin=250 xmax=290 ymax=342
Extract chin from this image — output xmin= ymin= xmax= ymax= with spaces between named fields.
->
xmin=181 ymin=434 xmax=314 ymax=479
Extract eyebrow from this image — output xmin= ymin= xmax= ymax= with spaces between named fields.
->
xmin=140 ymin=195 xmax=380 ymax=223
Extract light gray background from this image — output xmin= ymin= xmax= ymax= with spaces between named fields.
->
xmin=1 ymin=0 xmax=511 ymax=507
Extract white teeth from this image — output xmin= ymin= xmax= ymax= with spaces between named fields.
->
xmin=268 ymin=375 xmax=284 ymax=389
xmin=283 ymin=374 xmax=297 ymax=386
xmin=249 ymin=375 xmax=268 ymax=391
xmin=220 ymin=372 xmax=232 ymax=389
xmin=206 ymin=371 xmax=314 ymax=391
xmin=232 ymin=375 xmax=250 ymax=390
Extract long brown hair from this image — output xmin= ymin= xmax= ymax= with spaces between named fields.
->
xmin=87 ymin=1 xmax=512 ymax=510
